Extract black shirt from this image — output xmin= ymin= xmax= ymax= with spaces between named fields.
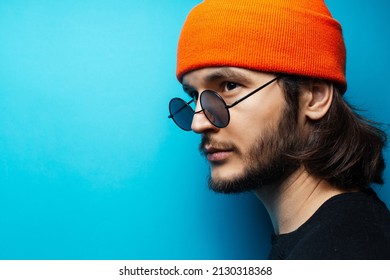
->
xmin=269 ymin=188 xmax=390 ymax=259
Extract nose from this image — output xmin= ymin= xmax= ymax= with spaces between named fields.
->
xmin=191 ymin=99 xmax=218 ymax=134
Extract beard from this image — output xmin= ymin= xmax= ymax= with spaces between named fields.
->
xmin=200 ymin=107 xmax=306 ymax=194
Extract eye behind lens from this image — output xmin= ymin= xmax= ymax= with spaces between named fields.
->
xmin=200 ymin=91 xmax=230 ymax=128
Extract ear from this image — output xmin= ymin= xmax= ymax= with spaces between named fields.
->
xmin=299 ymin=80 xmax=333 ymax=121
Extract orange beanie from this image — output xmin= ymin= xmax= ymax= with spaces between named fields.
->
xmin=177 ymin=0 xmax=347 ymax=92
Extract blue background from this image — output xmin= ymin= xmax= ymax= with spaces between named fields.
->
xmin=0 ymin=0 xmax=389 ymax=260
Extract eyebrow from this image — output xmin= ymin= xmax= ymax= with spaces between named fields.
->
xmin=182 ymin=68 xmax=252 ymax=95
xmin=182 ymin=84 xmax=197 ymax=97
xmin=203 ymin=68 xmax=252 ymax=85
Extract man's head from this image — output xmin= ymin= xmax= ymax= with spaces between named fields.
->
xmin=171 ymin=0 xmax=386 ymax=192
xmin=181 ymin=67 xmax=334 ymax=193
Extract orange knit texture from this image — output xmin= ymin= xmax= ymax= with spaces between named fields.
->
xmin=177 ymin=0 xmax=347 ymax=92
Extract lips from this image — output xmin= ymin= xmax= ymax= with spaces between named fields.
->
xmin=204 ymin=146 xmax=234 ymax=162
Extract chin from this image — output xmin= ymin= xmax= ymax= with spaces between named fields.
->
xmin=207 ymin=160 xmax=296 ymax=194
xmin=209 ymin=162 xmax=245 ymax=182
xmin=208 ymin=166 xmax=259 ymax=194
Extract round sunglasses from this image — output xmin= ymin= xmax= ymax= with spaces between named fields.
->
xmin=168 ymin=76 xmax=280 ymax=131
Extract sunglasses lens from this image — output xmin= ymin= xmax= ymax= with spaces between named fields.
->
xmin=201 ymin=91 xmax=229 ymax=128
xmin=169 ymin=98 xmax=194 ymax=131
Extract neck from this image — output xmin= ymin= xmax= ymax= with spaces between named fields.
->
xmin=254 ymin=167 xmax=345 ymax=234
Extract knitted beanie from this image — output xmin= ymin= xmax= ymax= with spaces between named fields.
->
xmin=176 ymin=0 xmax=347 ymax=92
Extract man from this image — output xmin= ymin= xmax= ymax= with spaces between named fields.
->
xmin=168 ymin=0 xmax=390 ymax=259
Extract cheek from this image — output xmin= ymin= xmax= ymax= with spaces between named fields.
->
xmin=228 ymin=91 xmax=286 ymax=148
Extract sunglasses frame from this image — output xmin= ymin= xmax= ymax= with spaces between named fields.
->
xmin=168 ymin=76 xmax=280 ymax=131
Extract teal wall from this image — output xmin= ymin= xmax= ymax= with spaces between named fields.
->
xmin=0 ymin=0 xmax=389 ymax=259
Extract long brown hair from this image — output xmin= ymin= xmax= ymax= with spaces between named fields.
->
xmin=280 ymin=75 xmax=387 ymax=190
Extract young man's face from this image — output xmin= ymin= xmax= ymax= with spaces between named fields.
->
xmin=182 ymin=67 xmax=303 ymax=193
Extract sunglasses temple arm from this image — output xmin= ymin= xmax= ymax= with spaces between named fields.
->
xmin=168 ymin=99 xmax=195 ymax=118
xmin=226 ymin=76 xmax=280 ymax=109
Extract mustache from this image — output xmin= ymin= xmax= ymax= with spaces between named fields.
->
xmin=199 ymin=134 xmax=238 ymax=156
